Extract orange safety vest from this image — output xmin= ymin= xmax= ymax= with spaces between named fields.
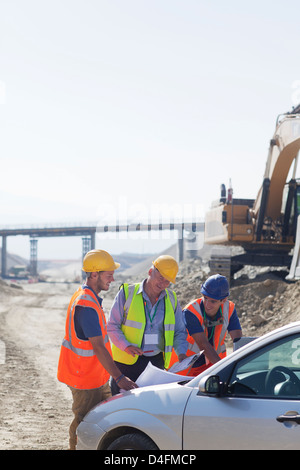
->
xmin=169 ymin=298 xmax=235 ymax=375
xmin=57 ymin=286 xmax=111 ymax=389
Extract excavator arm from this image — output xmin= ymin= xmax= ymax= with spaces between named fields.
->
xmin=204 ymin=104 xmax=300 ymax=278
xmin=254 ymin=107 xmax=300 ymax=240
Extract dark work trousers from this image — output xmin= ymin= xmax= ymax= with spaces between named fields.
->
xmin=110 ymin=352 xmax=164 ymax=395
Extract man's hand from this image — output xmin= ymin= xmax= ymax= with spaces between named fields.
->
xmin=125 ymin=345 xmax=143 ymax=357
xmin=89 ymin=336 xmax=140 ymax=389
xmin=117 ymin=375 xmax=139 ymax=391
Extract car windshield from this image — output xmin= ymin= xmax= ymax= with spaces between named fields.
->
xmin=184 ymin=332 xmax=300 ymax=397
xmin=227 ymin=333 xmax=300 ymax=398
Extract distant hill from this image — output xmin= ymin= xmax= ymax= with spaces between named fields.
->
xmin=110 ymin=252 xmax=158 ymax=272
xmin=34 ymin=252 xmax=158 ymax=282
xmin=0 ymin=242 xmax=209 ymax=281
xmin=0 ymin=248 xmax=29 ymax=271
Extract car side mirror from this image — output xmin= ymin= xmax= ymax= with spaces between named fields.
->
xmin=199 ymin=375 xmax=222 ymax=396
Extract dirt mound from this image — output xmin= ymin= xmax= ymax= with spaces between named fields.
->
xmin=230 ymin=277 xmax=300 ymax=336
xmin=174 ymin=259 xmax=300 ymax=338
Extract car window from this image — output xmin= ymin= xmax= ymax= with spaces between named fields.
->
xmin=227 ymin=334 xmax=300 ymax=399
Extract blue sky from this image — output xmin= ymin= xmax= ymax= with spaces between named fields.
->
xmin=0 ymin=0 xmax=300 ymax=259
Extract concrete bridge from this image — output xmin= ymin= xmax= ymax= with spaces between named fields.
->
xmin=0 ymin=221 xmax=204 ymax=278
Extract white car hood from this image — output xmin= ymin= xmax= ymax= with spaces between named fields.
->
xmin=82 ymin=381 xmax=193 ymax=426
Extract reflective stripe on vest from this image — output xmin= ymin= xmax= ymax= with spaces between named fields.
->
xmin=61 ymin=338 xmax=95 ymax=357
xmin=111 ymin=283 xmax=176 ymax=368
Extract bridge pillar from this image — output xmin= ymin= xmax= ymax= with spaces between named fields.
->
xmin=90 ymin=231 xmax=95 ymax=250
xmin=29 ymin=238 xmax=38 ymax=277
xmin=82 ymin=236 xmax=92 ymax=280
xmin=1 ymin=235 xmax=7 ymax=278
xmin=82 ymin=236 xmax=92 ymax=259
xmin=178 ymin=225 xmax=184 ymax=262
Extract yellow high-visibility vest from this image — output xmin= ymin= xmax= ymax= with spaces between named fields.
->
xmin=111 ymin=283 xmax=177 ymax=368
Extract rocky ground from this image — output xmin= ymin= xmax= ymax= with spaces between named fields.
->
xmin=0 ymin=258 xmax=299 ymax=450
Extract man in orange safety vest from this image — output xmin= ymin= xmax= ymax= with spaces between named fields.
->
xmin=169 ymin=274 xmax=242 ymax=376
xmin=57 ymin=249 xmax=137 ymax=449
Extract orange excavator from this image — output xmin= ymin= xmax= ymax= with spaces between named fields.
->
xmin=204 ymin=104 xmax=300 ymax=279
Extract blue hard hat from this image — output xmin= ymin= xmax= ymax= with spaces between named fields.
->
xmin=200 ymin=274 xmax=229 ymax=300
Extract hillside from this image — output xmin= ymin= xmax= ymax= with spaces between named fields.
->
xmin=0 ymin=248 xmax=28 ymax=271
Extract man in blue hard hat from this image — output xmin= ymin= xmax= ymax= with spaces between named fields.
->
xmin=170 ymin=274 xmax=242 ymax=376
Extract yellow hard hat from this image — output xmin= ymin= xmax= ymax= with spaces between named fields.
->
xmin=153 ymin=255 xmax=178 ymax=284
xmin=82 ymin=249 xmax=120 ymax=272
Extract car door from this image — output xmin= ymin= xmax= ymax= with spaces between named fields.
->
xmin=183 ymin=333 xmax=300 ymax=450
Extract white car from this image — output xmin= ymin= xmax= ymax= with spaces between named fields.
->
xmin=77 ymin=322 xmax=300 ymax=450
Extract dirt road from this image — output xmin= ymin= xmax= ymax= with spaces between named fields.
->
xmin=0 ymin=281 xmax=102 ymax=450
xmin=1 ymin=268 xmax=299 ymax=450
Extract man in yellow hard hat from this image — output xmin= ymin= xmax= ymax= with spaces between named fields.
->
xmin=107 ymin=255 xmax=188 ymax=394
xmin=57 ymin=249 xmax=137 ymax=449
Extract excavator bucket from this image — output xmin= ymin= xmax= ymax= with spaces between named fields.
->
xmin=287 ymin=215 xmax=300 ymax=280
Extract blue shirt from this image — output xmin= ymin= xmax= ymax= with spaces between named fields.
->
xmin=74 ymin=285 xmax=103 ymax=340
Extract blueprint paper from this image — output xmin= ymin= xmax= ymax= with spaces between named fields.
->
xmin=168 ymin=352 xmax=203 ymax=373
xmin=135 ymin=362 xmax=191 ymax=387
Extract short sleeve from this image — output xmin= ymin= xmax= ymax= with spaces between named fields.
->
xmin=184 ymin=309 xmax=204 ymax=335
xmin=74 ymin=306 xmax=102 ymax=340
xmin=227 ymin=308 xmax=242 ymax=331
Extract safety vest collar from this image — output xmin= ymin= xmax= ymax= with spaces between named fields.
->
xmin=136 ymin=279 xmax=170 ymax=301
xmin=80 ymin=284 xmax=103 ymax=308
